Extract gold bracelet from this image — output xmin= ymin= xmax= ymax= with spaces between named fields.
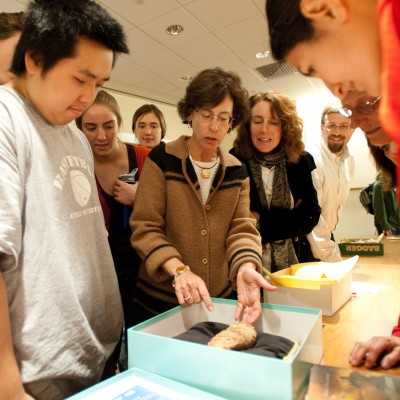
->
xmin=172 ymin=265 xmax=190 ymax=288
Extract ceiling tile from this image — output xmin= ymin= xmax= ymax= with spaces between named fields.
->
xmin=197 ymin=52 xmax=247 ymax=72
xmin=139 ymin=7 xmax=208 ymax=47
xmin=135 ymin=76 xmax=177 ymax=94
xmin=97 ymin=3 xmax=135 ymax=32
xmin=110 ymin=58 xmax=156 ymax=84
xmin=161 ymin=66 xmax=201 ymax=88
xmin=172 ymin=34 xmax=231 ymax=65
xmin=214 ymin=15 xmax=269 ymax=52
xmin=252 ymin=0 xmax=267 ymax=15
xmin=237 ymin=69 xmax=265 ymax=89
xmin=176 ymin=0 xmax=195 ymax=5
xmin=184 ymin=0 xmax=259 ymax=31
xmin=2 ymin=0 xmax=27 ymax=11
xmin=100 ymin=0 xmax=181 ymax=26
xmin=235 ymin=43 xmax=273 ymax=69
xmin=134 ymin=48 xmax=191 ymax=75
xmin=124 ymin=28 xmax=166 ymax=61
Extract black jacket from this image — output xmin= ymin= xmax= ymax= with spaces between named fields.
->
xmin=231 ymin=150 xmax=321 ymax=244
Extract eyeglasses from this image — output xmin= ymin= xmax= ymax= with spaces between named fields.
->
xmin=380 ymin=144 xmax=390 ymax=153
xmin=195 ymin=108 xmax=233 ymax=126
xmin=339 ymin=97 xmax=381 ymax=118
xmin=324 ymin=124 xmax=351 ymax=133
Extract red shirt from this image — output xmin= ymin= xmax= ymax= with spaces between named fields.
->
xmin=392 ymin=315 xmax=400 ymax=337
xmin=378 ymin=0 xmax=400 ymax=199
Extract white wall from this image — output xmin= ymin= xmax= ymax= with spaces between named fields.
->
xmin=335 ymin=189 xmax=377 ymax=241
xmin=106 ymin=86 xmax=378 ymax=241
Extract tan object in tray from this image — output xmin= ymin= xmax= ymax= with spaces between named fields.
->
xmin=207 ymin=322 xmax=257 ymax=350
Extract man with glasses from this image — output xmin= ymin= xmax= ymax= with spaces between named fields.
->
xmin=341 ymin=92 xmax=389 ymax=147
xmin=342 ymin=90 xmax=397 ymax=182
xmin=342 ymin=90 xmax=398 ymax=164
xmin=295 ymin=104 xmax=355 ymax=263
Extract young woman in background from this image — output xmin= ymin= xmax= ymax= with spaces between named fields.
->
xmin=132 ymin=103 xmax=167 ymax=149
xmin=77 ymin=90 xmax=150 ymax=369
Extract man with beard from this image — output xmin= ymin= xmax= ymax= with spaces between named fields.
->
xmin=295 ymin=104 xmax=354 ymax=262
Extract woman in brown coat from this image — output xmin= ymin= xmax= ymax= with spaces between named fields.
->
xmin=131 ymin=68 xmax=276 ymax=325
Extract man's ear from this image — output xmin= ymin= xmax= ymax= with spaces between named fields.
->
xmin=300 ymin=0 xmax=347 ymax=23
xmin=24 ymin=52 xmax=41 ymax=76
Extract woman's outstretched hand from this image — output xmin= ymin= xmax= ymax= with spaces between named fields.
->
xmin=235 ymin=264 xmax=277 ymax=324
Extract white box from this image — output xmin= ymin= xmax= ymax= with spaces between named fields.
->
xmin=128 ymin=298 xmax=323 ymax=400
xmin=68 ymin=368 xmax=224 ymax=400
xmin=66 ymin=367 xmax=226 ymax=400
xmin=264 ymin=268 xmax=352 ymax=316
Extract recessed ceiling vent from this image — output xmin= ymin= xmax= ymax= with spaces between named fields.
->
xmin=255 ymin=62 xmax=298 ymax=80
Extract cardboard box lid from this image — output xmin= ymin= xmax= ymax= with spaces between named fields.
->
xmin=264 ymin=256 xmax=358 ymax=290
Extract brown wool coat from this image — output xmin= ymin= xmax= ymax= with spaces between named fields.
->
xmin=130 ymin=135 xmax=263 ymax=315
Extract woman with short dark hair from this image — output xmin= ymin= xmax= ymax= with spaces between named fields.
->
xmin=131 ymin=67 xmax=276 ymax=325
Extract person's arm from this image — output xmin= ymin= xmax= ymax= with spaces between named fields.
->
xmin=130 ymin=145 xmax=213 ymax=311
xmin=0 ymin=103 xmax=33 ymax=399
xmin=130 ymin=149 xmax=182 ymax=282
xmin=114 ymin=180 xmax=138 ymax=206
xmin=235 ymin=263 xmax=277 ymax=324
xmin=0 ymin=273 xmax=33 ymax=400
xmin=307 ymin=163 xmax=342 ymax=262
xmin=226 ymin=177 xmax=277 ymax=323
xmin=306 ymin=228 xmax=342 ymax=262
xmin=161 ymin=257 xmax=213 ymax=311
xmin=114 ymin=145 xmax=152 ymax=207
xmin=349 ymin=315 xmax=400 ymax=369
xmin=306 ymin=168 xmax=342 ymax=262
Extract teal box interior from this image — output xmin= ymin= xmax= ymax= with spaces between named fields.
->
xmin=128 ymin=298 xmax=323 ymax=400
xmin=66 ymin=367 xmax=226 ymax=399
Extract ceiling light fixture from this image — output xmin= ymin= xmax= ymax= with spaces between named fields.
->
xmin=166 ymin=24 xmax=184 ymax=36
xmin=256 ymin=50 xmax=270 ymax=59
xmin=180 ymin=75 xmax=192 ymax=81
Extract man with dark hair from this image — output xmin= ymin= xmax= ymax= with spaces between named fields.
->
xmin=265 ymin=0 xmax=400 ymax=189
xmin=266 ymin=1 xmax=380 ymax=99
xmin=0 ymin=11 xmax=24 ymax=84
xmin=266 ymin=1 xmax=400 ymax=368
xmin=0 ymin=1 xmax=128 ymax=399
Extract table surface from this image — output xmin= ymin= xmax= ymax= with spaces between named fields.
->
xmin=321 ymin=237 xmax=400 ymax=374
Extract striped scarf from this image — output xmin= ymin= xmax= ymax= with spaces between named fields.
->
xmin=248 ymin=146 xmax=298 ymax=271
